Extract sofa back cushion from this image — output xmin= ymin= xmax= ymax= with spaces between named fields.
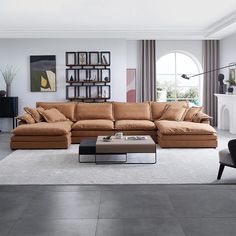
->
xmin=113 ymin=102 xmax=151 ymax=120
xmin=36 ymin=102 xmax=76 ymax=121
xmin=38 ymin=108 xmax=68 ymax=123
xmin=151 ymin=101 xmax=188 ymax=120
xmin=76 ymin=103 xmax=113 ymax=120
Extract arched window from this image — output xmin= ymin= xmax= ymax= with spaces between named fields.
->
xmin=156 ymin=52 xmax=202 ymax=106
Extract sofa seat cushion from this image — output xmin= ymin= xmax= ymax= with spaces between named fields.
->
xmin=115 ymin=120 xmax=156 ymax=131
xmin=155 ymin=120 xmax=216 ymax=135
xmin=11 ymin=121 xmax=73 ymax=136
xmin=72 ymin=120 xmax=114 ymax=131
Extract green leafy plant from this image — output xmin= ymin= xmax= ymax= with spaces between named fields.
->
xmin=0 ymin=65 xmax=17 ymax=86
xmin=226 ymin=77 xmax=236 ymax=86
xmin=226 ymin=69 xmax=236 ymax=86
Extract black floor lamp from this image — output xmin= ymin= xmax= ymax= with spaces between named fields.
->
xmin=181 ymin=63 xmax=236 ymax=94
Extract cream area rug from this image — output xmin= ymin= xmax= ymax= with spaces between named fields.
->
xmin=0 ymin=131 xmax=236 ymax=184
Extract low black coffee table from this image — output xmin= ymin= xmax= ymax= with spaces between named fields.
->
xmin=79 ymin=136 xmax=157 ymax=164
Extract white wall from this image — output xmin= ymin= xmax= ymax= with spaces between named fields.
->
xmin=0 ymin=39 xmax=127 ymax=131
xmin=220 ymin=32 xmax=236 ymax=77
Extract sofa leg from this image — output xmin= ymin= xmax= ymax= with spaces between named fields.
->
xmin=217 ymin=164 xmax=225 ymax=180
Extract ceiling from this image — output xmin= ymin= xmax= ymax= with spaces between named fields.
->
xmin=0 ymin=0 xmax=236 ymax=39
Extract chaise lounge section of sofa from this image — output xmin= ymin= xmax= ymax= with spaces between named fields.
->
xmin=10 ymin=101 xmax=217 ymax=149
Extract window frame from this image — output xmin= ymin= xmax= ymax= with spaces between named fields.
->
xmin=156 ymin=51 xmax=203 ymax=105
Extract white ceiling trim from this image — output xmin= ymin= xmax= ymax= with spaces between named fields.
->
xmin=0 ymin=28 xmax=207 ymax=39
xmin=0 ymin=13 xmax=236 ymax=39
xmin=205 ymin=11 xmax=236 ymax=38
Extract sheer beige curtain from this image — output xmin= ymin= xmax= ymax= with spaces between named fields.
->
xmin=203 ymin=40 xmax=219 ymax=126
xmin=140 ymin=40 xmax=156 ymax=101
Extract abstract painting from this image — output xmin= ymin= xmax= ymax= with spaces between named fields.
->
xmin=30 ymin=55 xmax=56 ymax=92
xmin=126 ymin=68 xmax=136 ymax=102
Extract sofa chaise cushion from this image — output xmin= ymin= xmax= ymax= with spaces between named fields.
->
xmin=113 ymin=102 xmax=151 ymax=120
xmin=12 ymin=121 xmax=73 ymax=136
xmin=155 ymin=120 xmax=216 ymax=135
xmin=72 ymin=120 xmax=114 ymax=131
xmin=115 ymin=120 xmax=156 ymax=130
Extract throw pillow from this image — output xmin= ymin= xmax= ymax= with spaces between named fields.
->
xmin=38 ymin=108 xmax=68 ymax=123
xmin=24 ymin=107 xmax=45 ymax=123
xmin=184 ymin=107 xmax=203 ymax=121
xmin=159 ymin=106 xmax=187 ymax=121
xmin=16 ymin=113 xmax=35 ymax=124
xmin=192 ymin=111 xmax=212 ymax=123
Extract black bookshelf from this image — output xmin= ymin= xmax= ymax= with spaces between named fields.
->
xmin=65 ymin=51 xmax=111 ymax=102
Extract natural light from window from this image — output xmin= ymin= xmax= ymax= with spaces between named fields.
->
xmin=156 ymin=52 xmax=202 ymax=106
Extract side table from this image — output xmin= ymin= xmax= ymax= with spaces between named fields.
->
xmin=0 ymin=97 xmax=18 ymax=131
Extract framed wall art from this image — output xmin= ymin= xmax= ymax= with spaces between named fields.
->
xmin=126 ymin=68 xmax=136 ymax=102
xmin=30 ymin=55 xmax=56 ymax=92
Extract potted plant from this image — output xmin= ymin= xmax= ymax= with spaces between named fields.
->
xmin=0 ymin=65 xmax=17 ymax=97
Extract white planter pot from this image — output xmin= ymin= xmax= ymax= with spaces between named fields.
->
xmin=233 ymin=86 xmax=236 ymax=95
xmin=157 ymin=90 xmax=167 ymax=102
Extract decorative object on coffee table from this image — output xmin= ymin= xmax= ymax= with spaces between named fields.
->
xmin=0 ymin=65 xmax=17 ymax=97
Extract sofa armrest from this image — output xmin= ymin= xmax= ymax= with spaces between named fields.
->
xmin=192 ymin=111 xmax=212 ymax=124
xmin=228 ymin=139 xmax=236 ymax=165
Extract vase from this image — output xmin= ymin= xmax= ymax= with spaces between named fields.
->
xmin=228 ymin=86 xmax=234 ymax=94
xmin=6 ymin=85 xmax=11 ymax=97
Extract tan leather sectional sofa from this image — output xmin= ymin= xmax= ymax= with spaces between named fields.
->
xmin=10 ymin=101 xmax=217 ymax=149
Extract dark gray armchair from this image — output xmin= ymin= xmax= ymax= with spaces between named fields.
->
xmin=217 ymin=139 xmax=236 ymax=180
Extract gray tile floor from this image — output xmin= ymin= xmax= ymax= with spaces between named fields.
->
xmin=1 ymin=133 xmax=236 ymax=235
xmin=0 ymin=184 xmax=236 ymax=236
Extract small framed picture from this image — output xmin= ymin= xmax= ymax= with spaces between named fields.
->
xmin=78 ymin=69 xmax=87 ymax=81
xmin=89 ymin=52 xmax=99 ymax=65
xmin=89 ymin=69 xmax=99 ymax=81
xmin=102 ymin=85 xmax=110 ymax=98
xmin=101 ymin=69 xmax=110 ymax=82
xmin=66 ymin=69 xmax=77 ymax=82
xmin=101 ymin=52 xmax=110 ymax=65
xmin=78 ymin=52 xmax=87 ymax=65
xmin=66 ymin=52 xmax=76 ymax=66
